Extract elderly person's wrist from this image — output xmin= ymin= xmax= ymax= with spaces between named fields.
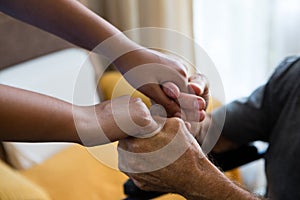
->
xmin=181 ymin=157 xmax=260 ymax=200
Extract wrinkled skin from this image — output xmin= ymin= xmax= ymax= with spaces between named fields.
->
xmin=118 ymin=117 xmax=206 ymax=195
xmin=118 ymin=117 xmax=260 ymax=200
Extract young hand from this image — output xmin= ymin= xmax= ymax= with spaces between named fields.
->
xmin=74 ymin=95 xmax=159 ymax=146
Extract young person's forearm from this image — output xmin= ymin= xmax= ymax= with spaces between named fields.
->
xmin=0 ymin=0 xmax=145 ymax=76
xmin=0 ymin=84 xmax=80 ymax=144
xmin=0 ymin=0 xmax=206 ymax=119
xmin=0 ymin=84 xmax=159 ymax=146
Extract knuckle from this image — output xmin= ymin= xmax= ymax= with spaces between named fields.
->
xmin=134 ymin=109 xmax=153 ymax=127
xmin=165 ymin=117 xmax=184 ymax=130
xmin=170 ymin=59 xmax=187 ymax=78
xmin=190 ymin=73 xmax=208 ymax=83
xmin=100 ymin=101 xmax=112 ymax=115
xmin=178 ymin=64 xmax=188 ymax=77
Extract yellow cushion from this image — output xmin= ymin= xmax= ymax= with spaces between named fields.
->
xmin=21 ymin=145 xmax=184 ymax=200
xmin=21 ymin=145 xmax=127 ymax=200
xmin=0 ymin=160 xmax=50 ymax=200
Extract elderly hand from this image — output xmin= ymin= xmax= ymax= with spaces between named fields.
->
xmin=118 ymin=117 xmax=261 ymax=200
xmin=118 ymin=117 xmax=207 ymax=196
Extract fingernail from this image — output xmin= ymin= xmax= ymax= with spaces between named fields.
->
xmin=167 ymin=88 xmax=179 ymax=98
xmin=167 ymin=88 xmax=174 ymax=96
xmin=195 ymin=99 xmax=205 ymax=109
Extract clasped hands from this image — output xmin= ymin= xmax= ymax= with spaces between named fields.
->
xmin=114 ymin=50 xmax=214 ymax=198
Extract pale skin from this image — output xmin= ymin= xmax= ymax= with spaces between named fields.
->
xmin=118 ymin=117 xmax=263 ymax=200
xmin=0 ymin=0 xmax=208 ymax=144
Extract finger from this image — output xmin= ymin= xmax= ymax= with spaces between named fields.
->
xmin=188 ymin=83 xmax=201 ymax=96
xmin=184 ymin=109 xmax=206 ymax=122
xmin=174 ymin=61 xmax=188 ymax=78
xmin=141 ymin=84 xmax=181 ymax=117
xmin=188 ymin=73 xmax=209 ymax=95
xmin=188 ymin=82 xmax=210 ymax=102
xmin=188 ymin=121 xmax=202 ymax=138
xmin=162 ymin=82 xmax=180 ymax=99
xmin=177 ymin=92 xmax=206 ymax=110
xmin=188 ymin=74 xmax=210 ymax=106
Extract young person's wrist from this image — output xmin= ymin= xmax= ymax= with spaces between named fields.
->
xmin=73 ymin=97 xmax=159 ymax=147
xmin=71 ymin=104 xmax=110 ymax=147
xmin=94 ymin=32 xmax=143 ymax=67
